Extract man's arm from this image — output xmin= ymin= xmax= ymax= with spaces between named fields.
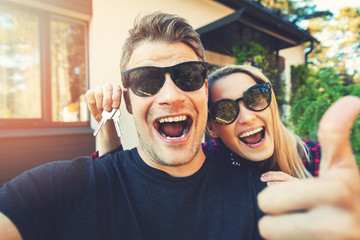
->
xmin=0 ymin=212 xmax=22 ymax=240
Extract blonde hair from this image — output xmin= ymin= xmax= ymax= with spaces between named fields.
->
xmin=208 ymin=65 xmax=312 ymax=178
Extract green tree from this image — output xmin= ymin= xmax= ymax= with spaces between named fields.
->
xmin=232 ymin=41 xmax=286 ymax=109
xmin=256 ymin=0 xmax=332 ymax=24
xmin=290 ymin=64 xmax=310 ymax=106
xmin=290 ymin=65 xmax=360 ymax=165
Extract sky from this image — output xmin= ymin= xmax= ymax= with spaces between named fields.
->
xmin=311 ymin=0 xmax=360 ymax=75
xmin=313 ymin=0 xmax=360 ymax=14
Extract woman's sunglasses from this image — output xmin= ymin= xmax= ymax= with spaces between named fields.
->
xmin=123 ymin=61 xmax=208 ymax=97
xmin=209 ymin=82 xmax=272 ymax=125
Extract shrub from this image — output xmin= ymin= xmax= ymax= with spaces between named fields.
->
xmin=290 ymin=65 xmax=360 ymax=166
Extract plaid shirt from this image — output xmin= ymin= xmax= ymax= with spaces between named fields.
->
xmin=302 ymin=139 xmax=321 ymax=176
xmin=92 ymin=139 xmax=321 ymax=177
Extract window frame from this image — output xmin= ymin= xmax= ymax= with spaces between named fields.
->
xmin=0 ymin=2 xmax=90 ymax=129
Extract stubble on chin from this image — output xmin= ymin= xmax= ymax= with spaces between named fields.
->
xmin=136 ymin=106 xmax=206 ymax=168
xmin=137 ymin=132 xmax=202 ymax=168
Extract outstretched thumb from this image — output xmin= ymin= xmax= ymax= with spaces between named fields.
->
xmin=318 ymin=96 xmax=360 ymax=176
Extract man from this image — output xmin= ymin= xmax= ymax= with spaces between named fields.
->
xmin=0 ymin=12 xmax=265 ymax=239
xmin=0 ymin=12 xmax=359 ymax=240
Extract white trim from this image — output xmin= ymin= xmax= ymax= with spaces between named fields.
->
xmin=4 ymin=0 xmax=91 ymax=21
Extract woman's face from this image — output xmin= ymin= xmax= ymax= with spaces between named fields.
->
xmin=208 ymin=72 xmax=274 ymax=162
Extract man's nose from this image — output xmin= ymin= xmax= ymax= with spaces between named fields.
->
xmin=155 ymin=73 xmax=186 ymax=105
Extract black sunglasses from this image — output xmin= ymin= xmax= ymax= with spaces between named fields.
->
xmin=123 ymin=61 xmax=208 ymax=97
xmin=209 ymin=82 xmax=272 ymax=125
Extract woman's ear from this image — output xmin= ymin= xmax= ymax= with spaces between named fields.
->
xmin=205 ymin=79 xmax=208 ymax=98
xmin=123 ymin=88 xmax=132 ymax=115
xmin=206 ymin=121 xmax=219 ymax=139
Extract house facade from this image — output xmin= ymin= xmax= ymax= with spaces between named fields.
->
xmin=0 ymin=0 xmax=313 ymax=185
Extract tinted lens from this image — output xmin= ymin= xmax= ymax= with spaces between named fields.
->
xmin=244 ymin=84 xmax=271 ymax=111
xmin=210 ymin=83 xmax=271 ymax=125
xmin=124 ymin=61 xmax=207 ymax=97
xmin=127 ymin=68 xmax=163 ymax=97
xmin=210 ymin=100 xmax=239 ymax=125
xmin=172 ymin=62 xmax=206 ymax=92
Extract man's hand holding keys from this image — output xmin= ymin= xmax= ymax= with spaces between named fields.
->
xmin=258 ymin=96 xmax=360 ymax=240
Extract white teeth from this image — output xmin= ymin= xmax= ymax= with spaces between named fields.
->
xmin=159 ymin=115 xmax=187 ymax=123
xmin=239 ymin=127 xmax=263 ymax=138
xmin=157 ymin=115 xmax=189 ymax=139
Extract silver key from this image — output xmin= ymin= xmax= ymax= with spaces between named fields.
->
xmin=93 ymin=108 xmax=117 ymax=136
xmin=112 ymin=109 xmax=122 ymax=137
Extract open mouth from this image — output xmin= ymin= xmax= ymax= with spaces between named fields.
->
xmin=154 ymin=115 xmax=193 ymax=139
xmin=239 ymin=127 xmax=265 ymax=146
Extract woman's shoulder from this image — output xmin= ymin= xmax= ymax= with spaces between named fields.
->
xmin=302 ymin=139 xmax=321 ymax=152
xmin=302 ymin=139 xmax=321 ymax=177
xmin=202 ymin=139 xmax=225 ymax=156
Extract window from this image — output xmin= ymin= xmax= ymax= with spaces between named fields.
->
xmin=50 ymin=16 xmax=88 ymax=123
xmin=0 ymin=3 xmax=89 ymax=128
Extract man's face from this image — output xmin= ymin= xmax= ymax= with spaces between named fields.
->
xmin=125 ymin=41 xmax=208 ymax=176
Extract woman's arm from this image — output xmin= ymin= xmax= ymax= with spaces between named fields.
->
xmin=85 ymin=84 xmax=122 ymax=156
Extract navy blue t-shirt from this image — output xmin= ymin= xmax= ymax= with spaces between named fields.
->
xmin=0 ymin=148 xmax=267 ymax=240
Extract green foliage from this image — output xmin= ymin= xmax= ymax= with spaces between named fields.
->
xmin=290 ymin=64 xmax=310 ymax=106
xmin=258 ymin=0 xmax=332 ymax=24
xmin=233 ymin=41 xmax=271 ymax=65
xmin=232 ymin=41 xmax=286 ymax=110
xmin=290 ymin=65 xmax=360 ymax=166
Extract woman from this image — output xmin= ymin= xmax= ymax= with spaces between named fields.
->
xmin=203 ymin=65 xmax=320 ymax=183
xmin=86 ymin=64 xmax=320 ymax=184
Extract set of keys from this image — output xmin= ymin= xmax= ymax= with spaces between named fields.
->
xmin=93 ymin=108 xmax=122 ymax=137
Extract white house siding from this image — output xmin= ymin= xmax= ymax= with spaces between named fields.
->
xmin=279 ymin=44 xmax=306 ymax=118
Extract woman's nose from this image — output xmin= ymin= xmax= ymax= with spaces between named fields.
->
xmin=236 ymin=103 xmax=256 ymax=124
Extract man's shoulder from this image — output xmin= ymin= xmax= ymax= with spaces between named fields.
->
xmin=1 ymin=156 xmax=91 ymax=192
xmin=90 ymin=147 xmax=138 ymax=175
xmin=0 ymin=156 xmax=96 ymax=240
xmin=93 ymin=147 xmax=137 ymax=163
xmin=202 ymin=140 xmax=225 ymax=157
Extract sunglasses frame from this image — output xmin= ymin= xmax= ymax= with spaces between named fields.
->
xmin=122 ymin=61 xmax=208 ymax=97
xmin=209 ymin=82 xmax=272 ymax=125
